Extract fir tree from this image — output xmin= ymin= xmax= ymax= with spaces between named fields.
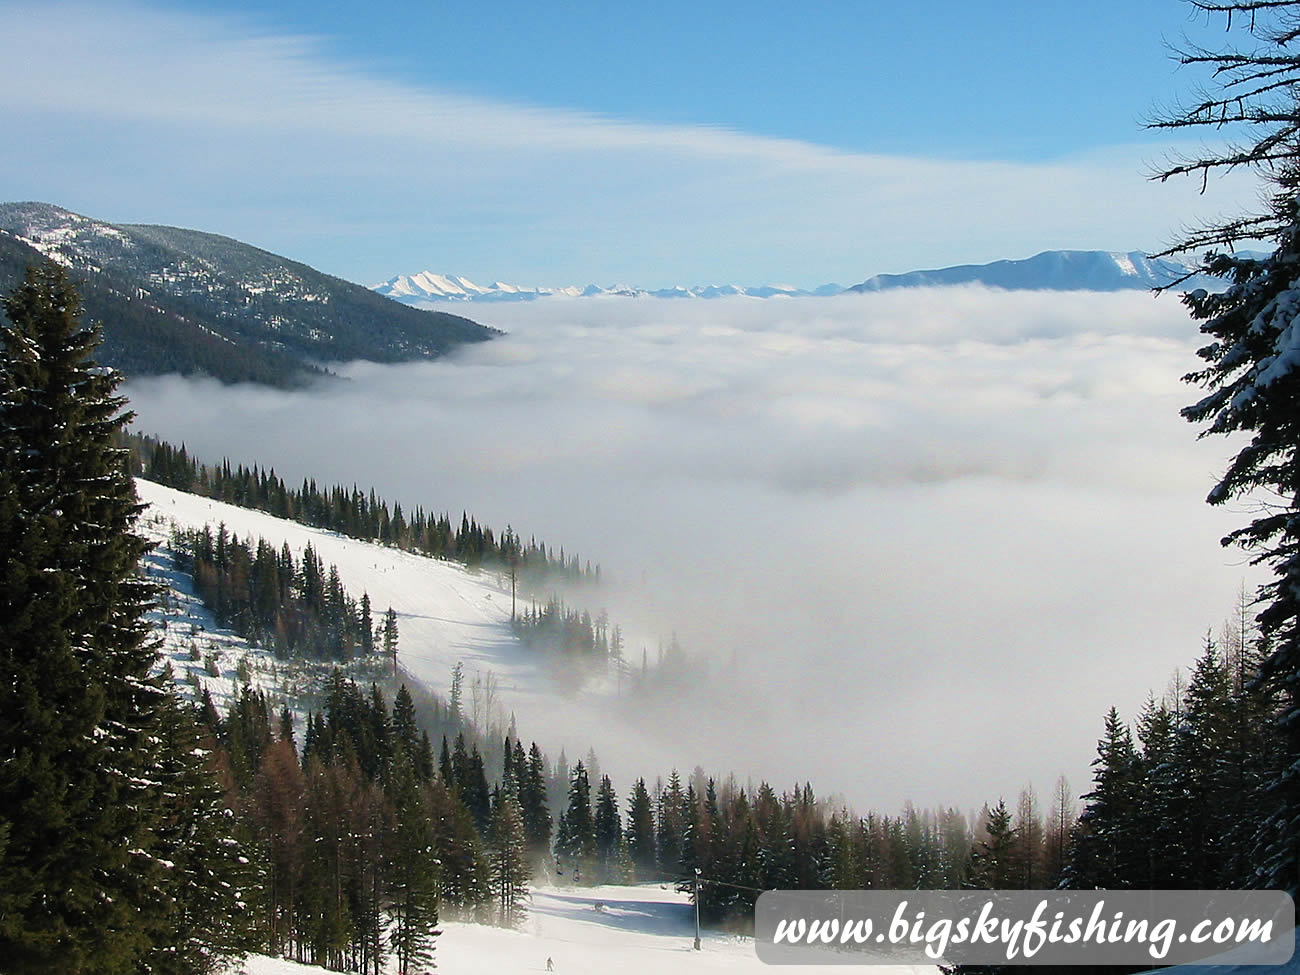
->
xmin=383 ymin=606 xmax=399 ymax=676
xmin=626 ymin=778 xmax=657 ymax=878
xmin=556 ymin=761 xmax=595 ymax=883
xmin=385 ymin=750 xmax=440 ymax=975
xmin=1151 ymin=0 xmax=1300 ymax=893
xmin=487 ymin=787 xmax=531 ymax=927
xmin=1063 ymin=707 xmax=1141 ymax=889
xmin=0 ymin=262 xmax=236 ymax=972
xmin=519 ymin=742 xmax=553 ymax=858
xmin=593 ymin=774 xmax=622 ymax=882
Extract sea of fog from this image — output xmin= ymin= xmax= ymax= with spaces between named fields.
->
xmin=125 ymin=288 xmax=1255 ymax=814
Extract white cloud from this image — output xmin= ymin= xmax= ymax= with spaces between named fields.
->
xmin=0 ymin=0 xmax=1265 ymax=286
xmin=124 ymin=289 xmax=1256 ymax=810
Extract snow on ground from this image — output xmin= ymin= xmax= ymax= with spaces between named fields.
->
xmin=135 ymin=478 xmax=647 ymax=765
xmin=138 ymin=496 xmax=387 ymax=722
xmin=238 ymin=882 xmax=936 ymax=975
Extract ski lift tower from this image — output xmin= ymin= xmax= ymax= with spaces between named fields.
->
xmin=693 ymin=868 xmax=701 ymax=951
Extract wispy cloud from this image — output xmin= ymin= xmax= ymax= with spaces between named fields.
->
xmin=0 ymin=0 xmax=1263 ymax=286
xmin=125 ymin=289 xmax=1253 ymax=810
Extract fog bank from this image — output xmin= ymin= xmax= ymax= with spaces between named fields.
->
xmin=125 ymin=289 xmax=1252 ymax=812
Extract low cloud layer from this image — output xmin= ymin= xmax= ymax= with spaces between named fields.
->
xmin=124 ymin=289 xmax=1255 ymax=812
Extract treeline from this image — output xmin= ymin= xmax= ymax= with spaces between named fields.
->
xmin=202 ymin=673 xmax=542 ymax=973
xmin=548 ymin=763 xmax=1073 ymax=928
xmin=121 ymin=431 xmax=598 ymax=585
xmin=171 ymin=523 xmax=397 ymax=663
xmin=511 ymin=597 xmax=623 ymax=661
xmin=1062 ymin=622 xmax=1281 ymax=891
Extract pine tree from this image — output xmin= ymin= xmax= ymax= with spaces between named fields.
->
xmin=385 ymin=750 xmax=440 ymax=975
xmin=657 ymin=770 xmax=686 ymax=877
xmin=1063 ymin=707 xmax=1141 ymax=889
xmin=519 ymin=742 xmax=553 ymax=858
xmin=593 ymin=774 xmax=622 ymax=882
xmin=968 ymin=800 xmax=1016 ymax=890
xmin=0 ymin=262 xmax=233 ymax=971
xmin=359 ymin=592 xmax=375 ymax=655
xmin=1151 ymin=0 xmax=1300 ymax=893
xmin=556 ymin=761 xmax=595 ymax=883
xmin=383 ymin=606 xmax=399 ymax=677
xmin=1174 ymin=643 xmax=1236 ymax=887
xmin=147 ymin=697 xmax=258 ymax=975
xmin=626 ymin=778 xmax=657 ymax=878
xmin=487 ymin=787 xmax=531 ymax=927
xmin=393 ymin=683 xmax=419 ymax=758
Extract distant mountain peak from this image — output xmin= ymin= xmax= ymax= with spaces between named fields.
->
xmin=372 ymin=273 xmax=840 ymax=305
xmin=373 ymin=250 xmax=1216 ymax=308
xmin=845 ymin=249 xmax=1208 ymax=293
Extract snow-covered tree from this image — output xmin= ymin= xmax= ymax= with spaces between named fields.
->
xmin=1153 ymin=0 xmax=1300 ymax=893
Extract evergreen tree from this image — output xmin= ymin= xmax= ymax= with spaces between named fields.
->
xmin=382 ymin=606 xmax=399 ymax=676
xmin=968 ymin=800 xmax=1016 ymax=890
xmin=626 ymin=778 xmax=658 ymax=878
xmin=1151 ymin=0 xmax=1300 ymax=893
xmin=359 ymin=592 xmax=375 ymax=655
xmin=519 ymin=742 xmax=553 ymax=858
xmin=393 ymin=684 xmax=419 ymax=758
xmin=487 ymin=787 xmax=531 ymax=927
xmin=385 ymin=750 xmax=440 ymax=975
xmin=657 ymin=770 xmax=686 ymax=877
xmin=1063 ymin=707 xmax=1142 ymax=889
xmin=148 ymin=696 xmax=258 ymax=975
xmin=0 ymin=262 xmax=234 ymax=971
xmin=556 ymin=761 xmax=595 ymax=883
xmin=593 ymin=774 xmax=622 ymax=882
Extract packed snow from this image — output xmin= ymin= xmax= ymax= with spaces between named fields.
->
xmin=237 ymin=883 xmax=935 ymax=975
xmin=134 ymin=478 xmax=671 ymax=774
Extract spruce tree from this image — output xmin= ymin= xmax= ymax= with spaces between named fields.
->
xmin=1150 ymin=0 xmax=1300 ymax=893
xmin=0 ymin=262 xmax=232 ymax=972
xmin=593 ymin=774 xmax=622 ymax=881
xmin=385 ymin=750 xmax=440 ymax=975
xmin=147 ymin=696 xmax=259 ymax=975
xmin=520 ymin=742 xmax=553 ymax=858
xmin=487 ymin=787 xmax=531 ymax=927
xmin=626 ymin=778 xmax=658 ymax=878
xmin=1063 ymin=707 xmax=1142 ymax=889
xmin=556 ymin=761 xmax=595 ymax=883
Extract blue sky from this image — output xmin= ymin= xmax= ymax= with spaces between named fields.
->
xmin=0 ymin=0 xmax=1264 ymax=287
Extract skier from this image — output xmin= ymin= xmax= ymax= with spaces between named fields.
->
xmin=546 ymin=958 xmax=554 ymax=971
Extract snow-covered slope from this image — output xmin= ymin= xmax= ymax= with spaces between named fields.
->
xmin=138 ymin=500 xmax=388 ymax=724
xmin=134 ymin=478 xmax=667 ymax=774
xmin=240 ymin=882 xmax=927 ymax=975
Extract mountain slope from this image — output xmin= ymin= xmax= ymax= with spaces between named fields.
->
xmin=134 ymin=478 xmax=671 ymax=782
xmin=847 ymin=249 xmax=1205 ymax=293
xmin=0 ymin=202 xmax=497 ymax=386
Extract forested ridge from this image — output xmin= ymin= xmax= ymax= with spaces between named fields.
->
xmin=0 ymin=202 xmax=497 ymax=388
xmin=123 ymin=432 xmax=599 ymax=587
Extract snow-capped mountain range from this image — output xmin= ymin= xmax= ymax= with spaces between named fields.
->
xmin=373 ymin=271 xmax=844 ymax=305
xmin=374 ymin=250 xmax=1219 ymax=307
